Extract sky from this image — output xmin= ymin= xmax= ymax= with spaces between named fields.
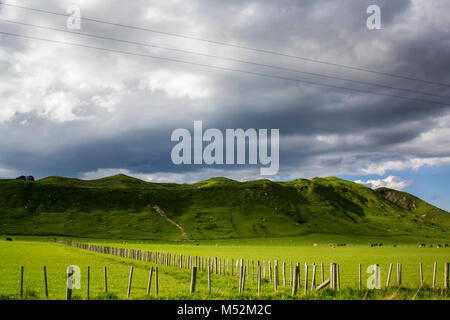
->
xmin=0 ymin=0 xmax=449 ymax=211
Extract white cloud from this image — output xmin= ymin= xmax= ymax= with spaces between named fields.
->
xmin=355 ymin=176 xmax=412 ymax=191
xmin=139 ymin=71 xmax=212 ymax=100
xmin=42 ymin=92 xmax=86 ymax=122
xmin=316 ymin=135 xmax=337 ymax=144
xmin=361 ymin=157 xmax=450 ymax=175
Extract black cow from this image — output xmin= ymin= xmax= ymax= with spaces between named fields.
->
xmin=16 ymin=175 xmax=34 ymax=181
xmin=6 ymin=238 xmax=13 ymax=241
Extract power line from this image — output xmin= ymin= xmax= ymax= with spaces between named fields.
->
xmin=2 ymin=18 xmax=449 ymax=101
xmin=0 ymin=30 xmax=448 ymax=108
xmin=2 ymin=1 xmax=450 ymax=88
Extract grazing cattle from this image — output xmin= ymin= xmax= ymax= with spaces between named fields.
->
xmin=313 ymin=243 xmax=318 ymax=247
xmin=437 ymin=244 xmax=442 ymax=248
xmin=419 ymin=243 xmax=426 ymax=248
xmin=445 ymin=244 xmax=449 ymax=247
xmin=16 ymin=175 xmax=34 ymax=181
xmin=379 ymin=244 xmax=383 ymax=247
xmin=337 ymin=244 xmax=347 ymax=247
xmin=393 ymin=245 xmax=397 ymax=248
xmin=371 ymin=244 xmax=378 ymax=247
xmin=6 ymin=238 xmax=13 ymax=241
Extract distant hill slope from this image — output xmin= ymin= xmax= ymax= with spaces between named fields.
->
xmin=0 ymin=175 xmax=448 ymax=240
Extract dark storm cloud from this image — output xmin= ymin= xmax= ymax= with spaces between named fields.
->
xmin=0 ymin=0 xmax=449 ymax=181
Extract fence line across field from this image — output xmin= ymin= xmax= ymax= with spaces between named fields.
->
xmin=13 ymin=260 xmax=450 ymax=299
xmin=15 ymin=240 xmax=441 ymax=299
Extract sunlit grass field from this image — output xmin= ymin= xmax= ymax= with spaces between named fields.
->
xmin=0 ymin=237 xmax=449 ymax=300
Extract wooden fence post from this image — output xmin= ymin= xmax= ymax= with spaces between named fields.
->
xmin=386 ymin=264 xmax=392 ymax=288
xmin=155 ymin=266 xmax=159 ymax=296
xmin=104 ymin=266 xmax=108 ymax=293
xmin=315 ymin=279 xmax=330 ymax=291
xmin=359 ymin=264 xmax=362 ymax=290
xmin=20 ymin=266 xmax=24 ymax=299
xmin=257 ymin=263 xmax=261 ymax=296
xmin=214 ymin=257 xmax=218 ymax=275
xmin=242 ymin=266 xmax=247 ymax=293
xmin=127 ymin=266 xmax=134 ymax=298
xmin=268 ymin=261 xmax=272 ymax=283
xmin=397 ymin=263 xmax=402 ymax=286
xmin=432 ymin=262 xmax=437 ymax=290
xmin=292 ymin=265 xmax=299 ymax=296
xmin=66 ymin=266 xmax=73 ymax=300
xmin=311 ymin=263 xmax=316 ymax=290
xmin=282 ymin=262 xmax=286 ymax=287
xmin=190 ymin=266 xmax=197 ymax=294
xmin=43 ymin=266 xmax=48 ymax=299
xmin=208 ymin=264 xmax=211 ymax=294
xmin=445 ymin=262 xmax=449 ymax=290
xmin=87 ymin=266 xmax=90 ymax=300
xmin=419 ymin=263 xmax=423 ymax=286
xmin=304 ymin=263 xmax=308 ymax=294
xmin=330 ymin=263 xmax=335 ymax=290
xmin=274 ymin=263 xmax=278 ymax=292
xmin=147 ymin=267 xmax=153 ymax=295
xmin=239 ymin=262 xmax=243 ymax=294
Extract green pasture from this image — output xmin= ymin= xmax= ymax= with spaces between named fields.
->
xmin=0 ymin=238 xmax=448 ymax=300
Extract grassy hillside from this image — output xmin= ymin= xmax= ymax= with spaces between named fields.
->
xmin=0 ymin=175 xmax=448 ymax=241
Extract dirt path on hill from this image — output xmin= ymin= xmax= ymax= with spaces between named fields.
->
xmin=153 ymin=205 xmax=189 ymax=240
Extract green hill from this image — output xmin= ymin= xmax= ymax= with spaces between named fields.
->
xmin=0 ymin=175 xmax=448 ymax=241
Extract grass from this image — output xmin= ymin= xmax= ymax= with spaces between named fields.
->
xmin=0 ymin=174 xmax=448 ymax=300
xmin=0 ymin=238 xmax=448 ymax=300
xmin=0 ymin=175 xmax=448 ymax=241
